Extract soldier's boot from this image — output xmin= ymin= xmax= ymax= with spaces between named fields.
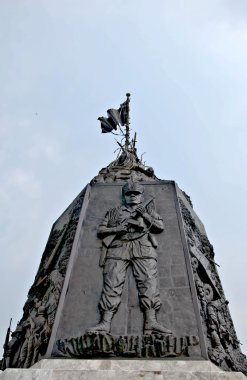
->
xmin=144 ymin=309 xmax=172 ymax=335
xmin=87 ymin=311 xmax=114 ymax=333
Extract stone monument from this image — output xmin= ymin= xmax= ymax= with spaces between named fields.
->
xmin=1 ymin=94 xmax=247 ymax=379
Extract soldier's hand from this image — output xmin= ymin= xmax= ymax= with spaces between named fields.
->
xmin=115 ymin=224 xmax=128 ymax=234
xmin=135 ymin=205 xmax=146 ymax=215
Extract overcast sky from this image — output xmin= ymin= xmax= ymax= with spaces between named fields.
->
xmin=1 ymin=0 xmax=247 ymax=358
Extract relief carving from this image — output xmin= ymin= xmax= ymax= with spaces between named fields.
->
xmin=88 ymin=182 xmax=172 ymax=336
xmin=56 ymin=333 xmax=199 ymax=359
xmin=2 ymin=189 xmax=86 ymax=369
xmin=179 ymin=197 xmax=247 ymax=376
xmin=92 ymin=150 xmax=158 ymax=184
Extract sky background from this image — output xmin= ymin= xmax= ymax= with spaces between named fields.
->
xmin=1 ymin=0 xmax=247 ymax=358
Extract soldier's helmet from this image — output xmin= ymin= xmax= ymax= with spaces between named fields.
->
xmin=12 ymin=325 xmax=23 ymax=336
xmin=122 ymin=182 xmax=144 ymax=196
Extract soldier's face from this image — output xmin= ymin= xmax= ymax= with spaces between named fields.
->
xmin=124 ymin=191 xmax=143 ymax=205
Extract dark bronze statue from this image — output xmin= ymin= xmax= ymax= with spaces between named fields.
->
xmin=88 ymin=182 xmax=172 ymax=336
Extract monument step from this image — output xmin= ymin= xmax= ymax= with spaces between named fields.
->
xmin=0 ymin=360 xmax=246 ymax=379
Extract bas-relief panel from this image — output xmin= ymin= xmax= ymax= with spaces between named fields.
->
xmin=53 ymin=182 xmax=201 ymax=359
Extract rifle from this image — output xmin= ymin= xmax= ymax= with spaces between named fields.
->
xmin=3 ymin=318 xmax=12 ymax=351
xmin=2 ymin=318 xmax=12 ymax=370
xmin=99 ymin=197 xmax=154 ymax=266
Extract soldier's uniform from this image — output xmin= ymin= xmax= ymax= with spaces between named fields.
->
xmin=98 ymin=204 xmax=163 ymax=313
xmin=88 ymin=182 xmax=172 ymax=335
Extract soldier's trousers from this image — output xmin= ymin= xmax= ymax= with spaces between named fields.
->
xmin=99 ymin=258 xmax=161 ymax=313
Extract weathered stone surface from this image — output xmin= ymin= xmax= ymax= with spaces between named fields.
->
xmin=31 ymin=358 xmax=221 ymax=371
xmin=1 ymin=359 xmax=246 ymax=379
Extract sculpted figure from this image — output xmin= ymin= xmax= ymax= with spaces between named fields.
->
xmin=88 ymin=182 xmax=172 ymax=335
xmin=18 ymin=317 xmax=34 ymax=367
xmin=204 ymin=285 xmax=227 ymax=350
xmin=3 ymin=324 xmax=23 ymax=368
xmin=45 ymin=286 xmax=61 ymax=333
xmin=31 ymin=306 xmax=48 ymax=365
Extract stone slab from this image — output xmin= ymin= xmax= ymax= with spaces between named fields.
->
xmin=32 ymin=359 xmax=219 ymax=371
xmin=1 ymin=360 xmax=246 ymax=379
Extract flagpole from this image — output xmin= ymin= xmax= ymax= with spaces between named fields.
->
xmin=125 ymin=93 xmax=131 ymax=149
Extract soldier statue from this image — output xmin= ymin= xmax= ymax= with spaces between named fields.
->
xmin=88 ymin=182 xmax=172 ymax=335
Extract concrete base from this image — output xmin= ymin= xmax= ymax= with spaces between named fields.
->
xmin=0 ymin=359 xmax=246 ymax=379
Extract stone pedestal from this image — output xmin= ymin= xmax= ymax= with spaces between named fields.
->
xmin=1 ymin=359 xmax=246 ymax=379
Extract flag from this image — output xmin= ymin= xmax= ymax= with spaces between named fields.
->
xmin=98 ymin=116 xmax=117 ymax=133
xmin=118 ymin=99 xmax=129 ymax=125
xmin=98 ymin=95 xmax=129 ymax=133
xmin=107 ymin=108 xmax=123 ymax=126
